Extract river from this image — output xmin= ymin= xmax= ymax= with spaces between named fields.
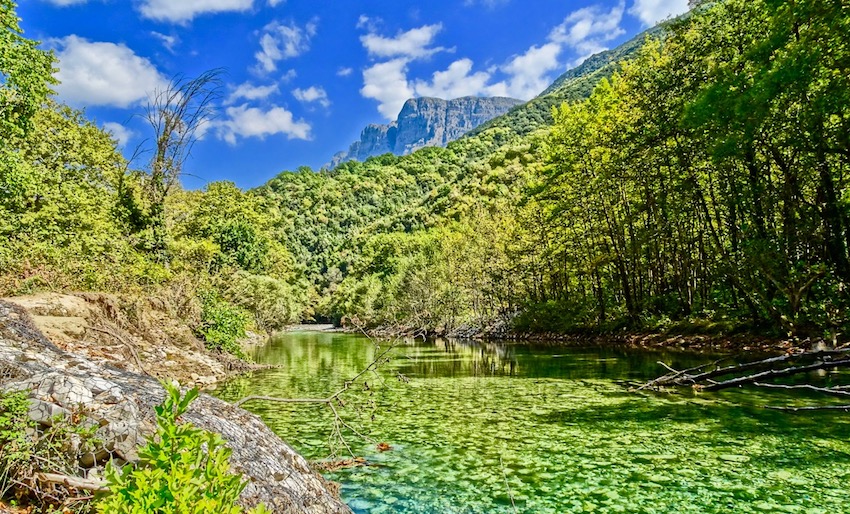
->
xmin=213 ymin=330 xmax=850 ymax=513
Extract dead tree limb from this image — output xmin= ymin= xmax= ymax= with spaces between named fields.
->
xmin=640 ymin=349 xmax=850 ymax=409
xmin=701 ymin=359 xmax=850 ymax=391
xmin=85 ymin=325 xmax=149 ymax=376
xmin=753 ymin=382 xmax=850 ymax=397
xmin=232 ymin=334 xmax=400 ymax=456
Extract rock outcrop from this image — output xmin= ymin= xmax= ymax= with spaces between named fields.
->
xmin=0 ymin=300 xmax=351 ymax=513
xmin=2 ymin=293 xmax=251 ymax=389
xmin=329 ymin=96 xmax=523 ymax=167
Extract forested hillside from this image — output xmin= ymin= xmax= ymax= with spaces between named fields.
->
xmin=2 ymin=0 xmax=848 ymax=342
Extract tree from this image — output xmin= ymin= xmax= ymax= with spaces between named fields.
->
xmin=0 ymin=0 xmax=55 ymax=139
xmin=142 ymin=69 xmax=223 ymax=257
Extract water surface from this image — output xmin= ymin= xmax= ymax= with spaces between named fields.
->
xmin=215 ymin=331 xmax=850 ymax=513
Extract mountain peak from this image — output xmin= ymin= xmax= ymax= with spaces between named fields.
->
xmin=328 ymin=96 xmax=523 ymax=168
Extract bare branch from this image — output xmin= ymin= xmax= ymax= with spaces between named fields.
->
xmin=753 ymin=382 xmax=850 ymax=397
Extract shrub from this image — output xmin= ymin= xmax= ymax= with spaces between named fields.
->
xmin=197 ymin=293 xmax=250 ymax=359
xmin=0 ymin=391 xmax=34 ymax=498
xmin=97 ymin=382 xmax=269 ymax=514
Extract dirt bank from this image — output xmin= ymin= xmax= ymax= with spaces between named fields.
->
xmin=2 ymin=292 xmax=257 ymax=389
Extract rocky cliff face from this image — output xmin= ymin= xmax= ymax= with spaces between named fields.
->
xmin=330 ymin=96 xmax=523 ymax=167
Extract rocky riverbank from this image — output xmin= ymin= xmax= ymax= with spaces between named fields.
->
xmin=2 ymin=293 xmax=259 ymax=389
xmin=0 ymin=298 xmax=351 ymax=513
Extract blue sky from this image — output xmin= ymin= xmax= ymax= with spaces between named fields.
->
xmin=18 ymin=0 xmax=690 ymax=189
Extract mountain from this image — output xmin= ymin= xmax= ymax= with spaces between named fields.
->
xmin=328 ymin=96 xmax=523 ymax=168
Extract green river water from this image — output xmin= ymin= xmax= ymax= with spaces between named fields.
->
xmin=213 ymin=330 xmax=850 ymax=513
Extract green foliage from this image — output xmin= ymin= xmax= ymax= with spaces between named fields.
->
xmin=0 ymin=391 xmax=103 ymax=511
xmin=97 ymin=382 xmax=268 ymax=514
xmin=197 ymin=293 xmax=250 ymax=359
xmin=224 ymin=271 xmax=303 ymax=331
xmin=0 ymin=391 xmax=33 ymax=497
xmin=0 ymin=0 xmax=56 ymax=138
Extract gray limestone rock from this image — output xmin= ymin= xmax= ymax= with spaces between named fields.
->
xmin=329 ymin=96 xmax=523 ymax=167
xmin=0 ymin=300 xmax=350 ymax=513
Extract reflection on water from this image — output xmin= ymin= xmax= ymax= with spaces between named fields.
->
xmin=215 ymin=331 xmax=850 ymax=514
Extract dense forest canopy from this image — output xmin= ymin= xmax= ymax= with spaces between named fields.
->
xmin=1 ymin=0 xmax=849 ymax=342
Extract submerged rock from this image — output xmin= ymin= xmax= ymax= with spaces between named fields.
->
xmin=0 ymin=300 xmax=351 ymax=513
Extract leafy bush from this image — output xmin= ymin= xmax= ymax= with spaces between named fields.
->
xmin=98 ymin=382 xmax=269 ymax=514
xmin=197 ymin=293 xmax=250 ymax=359
xmin=0 ymin=391 xmax=34 ymax=498
xmin=225 ymin=271 xmax=302 ymax=331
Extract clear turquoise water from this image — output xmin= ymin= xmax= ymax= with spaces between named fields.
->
xmin=214 ymin=331 xmax=850 ymax=513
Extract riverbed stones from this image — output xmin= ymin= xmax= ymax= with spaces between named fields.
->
xmin=0 ymin=300 xmax=351 ymax=513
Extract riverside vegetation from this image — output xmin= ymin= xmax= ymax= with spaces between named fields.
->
xmin=2 ymin=0 xmax=850 ymax=510
xmin=6 ymin=0 xmax=850 ymax=340
xmin=4 ymin=0 xmax=848 ymax=342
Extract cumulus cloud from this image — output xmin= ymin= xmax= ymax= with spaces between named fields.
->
xmin=550 ymin=2 xmax=625 ymax=64
xmin=413 ymin=59 xmax=493 ymax=99
xmin=360 ymin=23 xmax=447 ymax=59
xmin=489 ymin=43 xmax=563 ymax=99
xmin=226 ymin=82 xmax=279 ymax=104
xmin=360 ymin=58 xmax=415 ymax=119
xmin=255 ymin=20 xmax=317 ymax=73
xmin=102 ymin=122 xmax=135 ymax=147
xmin=292 ymin=86 xmax=330 ymax=108
xmin=629 ymin=0 xmax=689 ymax=26
xmin=217 ymin=104 xmax=311 ymax=144
xmin=138 ymin=0 xmax=253 ymax=24
xmin=52 ymin=36 xmax=168 ymax=108
xmin=268 ymin=0 xmax=284 ymax=6
xmin=337 ymin=67 xmax=353 ymax=77
xmin=359 ymin=3 xmax=631 ymax=118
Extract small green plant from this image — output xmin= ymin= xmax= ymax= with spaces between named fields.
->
xmin=97 ymin=382 xmax=268 ymax=514
xmin=0 ymin=391 xmax=34 ymax=498
xmin=197 ymin=292 xmax=250 ymax=359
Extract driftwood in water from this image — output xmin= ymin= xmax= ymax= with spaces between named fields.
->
xmin=639 ymin=348 xmax=850 ymax=411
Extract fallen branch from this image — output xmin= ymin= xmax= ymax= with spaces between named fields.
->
xmin=36 ymin=472 xmax=107 ymax=492
xmin=232 ymin=334 xmax=400 ymax=456
xmin=766 ymin=404 xmax=850 ymax=412
xmin=701 ymin=358 xmax=850 ymax=391
xmin=753 ymin=382 xmax=850 ymax=397
xmin=85 ymin=325 xmax=149 ymax=376
xmin=688 ymin=350 xmax=850 ymax=385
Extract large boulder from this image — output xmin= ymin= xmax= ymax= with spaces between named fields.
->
xmin=0 ymin=300 xmax=351 ymax=513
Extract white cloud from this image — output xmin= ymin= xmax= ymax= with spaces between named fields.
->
xmin=360 ymin=58 xmax=415 ymax=119
xmin=629 ymin=0 xmax=689 ymax=26
xmin=52 ymin=36 xmax=168 ymax=108
xmin=463 ymin=0 xmax=509 ymax=8
xmin=217 ymin=104 xmax=311 ymax=144
xmin=151 ymin=31 xmax=179 ymax=52
xmin=255 ymin=20 xmax=317 ymax=73
xmin=138 ymin=0 xmax=253 ymax=23
xmin=550 ymin=2 xmax=625 ymax=63
xmin=337 ymin=67 xmax=353 ymax=77
xmin=358 ymin=3 xmax=630 ymax=117
xmin=227 ymin=82 xmax=279 ymax=104
xmin=356 ymin=15 xmax=381 ymax=31
xmin=292 ymin=86 xmax=330 ymax=108
xmin=360 ymin=23 xmax=447 ymax=59
xmin=40 ymin=0 xmax=89 ymax=6
xmin=102 ymin=122 xmax=135 ymax=147
xmin=268 ymin=0 xmax=284 ymax=6
xmin=489 ymin=43 xmax=563 ymax=99
xmin=413 ymin=59 xmax=493 ymax=99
